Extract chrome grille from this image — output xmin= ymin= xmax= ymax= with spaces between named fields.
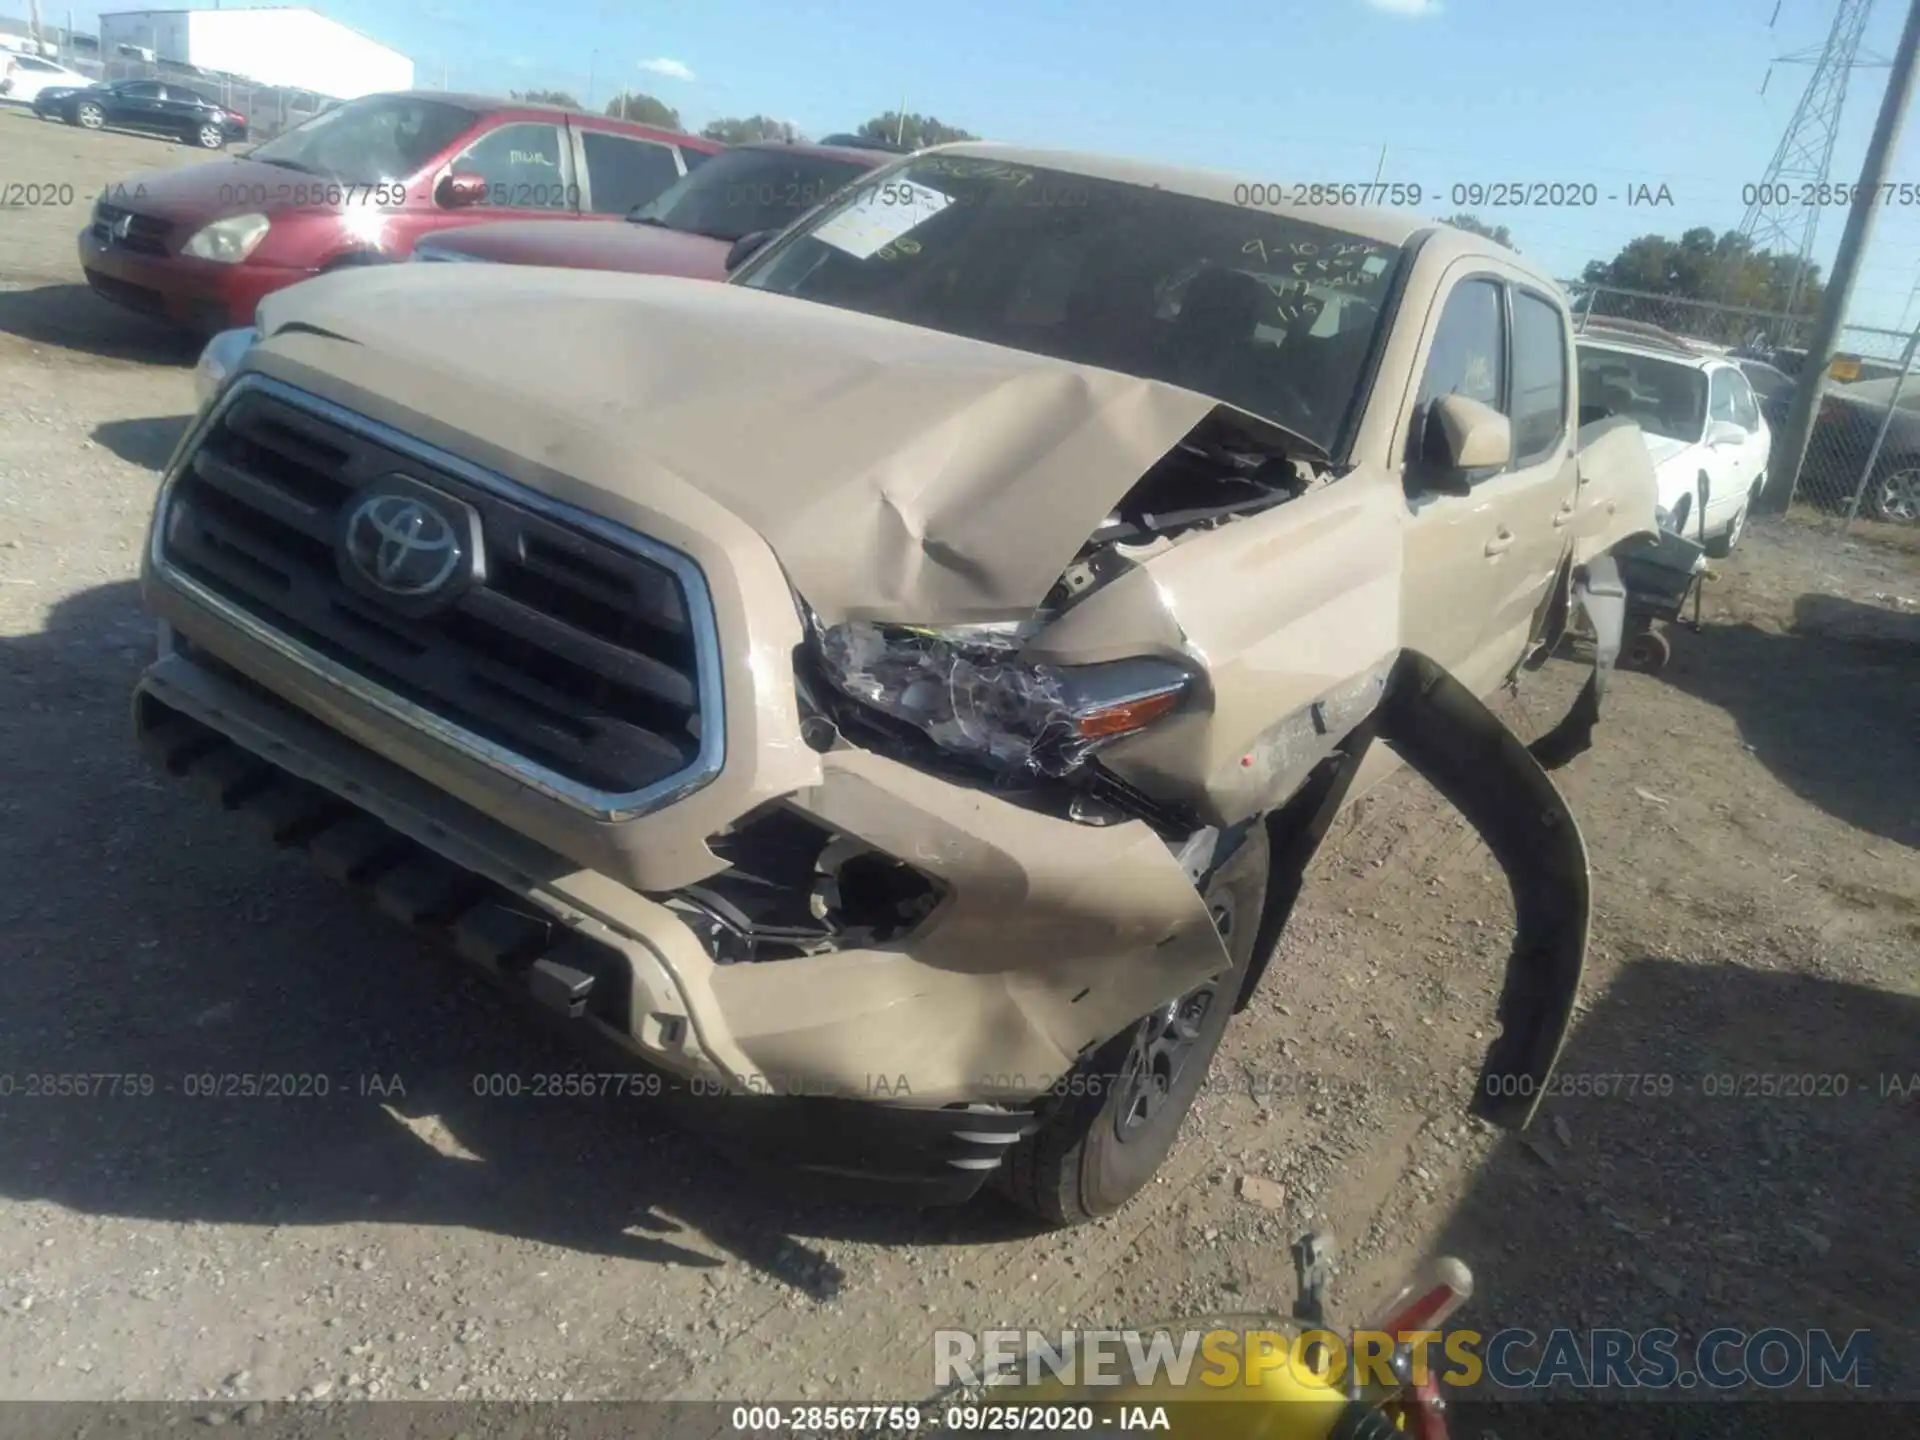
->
xmin=91 ymin=202 xmax=172 ymax=256
xmin=153 ymin=376 xmax=723 ymax=816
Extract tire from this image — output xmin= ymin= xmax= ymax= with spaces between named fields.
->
xmin=76 ymin=100 xmax=104 ymax=130
xmin=193 ymin=121 xmax=225 ymax=149
xmin=1704 ymin=481 xmax=1758 ymax=558
xmin=997 ymin=823 xmax=1270 ymax=1225
xmin=1865 ymin=459 xmax=1920 ymax=524
xmin=1621 ymin=627 xmax=1672 ymax=673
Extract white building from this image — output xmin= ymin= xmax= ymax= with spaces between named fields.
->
xmin=97 ymin=7 xmax=412 ymax=99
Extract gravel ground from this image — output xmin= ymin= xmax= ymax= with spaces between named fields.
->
xmin=2 ymin=110 xmax=1917 ymax=1417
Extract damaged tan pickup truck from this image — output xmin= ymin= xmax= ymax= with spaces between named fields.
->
xmin=136 ymin=143 xmax=1659 ymax=1224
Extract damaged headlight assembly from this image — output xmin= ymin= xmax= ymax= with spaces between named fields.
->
xmin=814 ymin=620 xmax=1195 ymax=777
xmin=191 ymin=325 xmax=261 ymax=409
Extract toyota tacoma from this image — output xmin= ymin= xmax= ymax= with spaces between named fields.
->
xmin=135 ymin=144 xmax=1659 ymax=1224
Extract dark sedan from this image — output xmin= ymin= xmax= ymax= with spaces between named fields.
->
xmin=1737 ymin=358 xmax=1797 ymax=432
xmin=35 ymin=79 xmax=246 ymax=149
xmin=1802 ymin=376 xmax=1920 ymax=523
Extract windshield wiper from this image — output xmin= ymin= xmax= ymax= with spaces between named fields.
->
xmin=256 ymin=157 xmax=319 ymax=175
xmin=625 ymin=211 xmax=671 ymax=227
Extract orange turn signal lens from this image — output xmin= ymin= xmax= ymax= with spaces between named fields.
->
xmin=1070 ymin=685 xmax=1187 ymax=739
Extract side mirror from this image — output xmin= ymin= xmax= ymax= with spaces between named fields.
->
xmin=1421 ymin=394 xmax=1511 ymax=494
xmin=434 ymin=172 xmax=488 ymax=209
xmin=1705 ymin=419 xmax=1746 ymax=448
xmin=724 ymin=229 xmax=776 ymax=272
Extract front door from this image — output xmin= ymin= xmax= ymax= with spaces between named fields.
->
xmin=1704 ymin=367 xmax=1760 ymax=531
xmin=111 ymin=81 xmax=167 ymax=131
xmin=1399 ymin=270 xmax=1578 ymax=700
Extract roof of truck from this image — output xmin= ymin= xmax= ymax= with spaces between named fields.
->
xmin=917 ymin=142 xmax=1570 ymax=296
xmin=923 ymin=142 xmax=1430 ymax=244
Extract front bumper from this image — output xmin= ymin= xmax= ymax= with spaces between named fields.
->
xmin=134 ymin=667 xmax=1035 ymax=1203
xmin=79 ymin=228 xmax=312 ymax=331
xmin=133 ymin=604 xmax=1230 ymax=1123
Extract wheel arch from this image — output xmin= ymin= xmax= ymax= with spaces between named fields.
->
xmin=1230 ymin=648 xmax=1592 ymax=1131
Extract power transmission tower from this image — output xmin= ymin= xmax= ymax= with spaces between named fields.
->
xmin=1740 ymin=0 xmax=1888 ymax=329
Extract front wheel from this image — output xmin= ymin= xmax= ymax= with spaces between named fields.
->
xmin=997 ymin=824 xmax=1269 ymax=1225
xmin=1705 ymin=481 xmax=1758 ymax=557
xmin=75 ymin=100 xmax=105 ymax=129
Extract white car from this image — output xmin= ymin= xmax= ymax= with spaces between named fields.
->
xmin=0 ymin=53 xmax=93 ymax=106
xmin=1576 ymin=328 xmax=1772 ymax=555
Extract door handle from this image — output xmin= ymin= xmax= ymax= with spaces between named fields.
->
xmin=1484 ymin=527 xmax=1515 ymax=556
xmin=1552 ymin=503 xmax=1575 ymax=528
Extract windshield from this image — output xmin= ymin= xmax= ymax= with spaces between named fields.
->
xmin=1738 ymin=361 xmax=1791 ymax=398
xmin=1577 ymin=346 xmax=1709 ymax=443
xmin=630 ymin=148 xmax=870 ymax=241
xmin=247 ymin=95 xmax=477 ymax=184
xmin=734 ymin=155 xmax=1402 ymax=451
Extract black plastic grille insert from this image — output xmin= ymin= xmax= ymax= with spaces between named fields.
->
xmin=159 ymin=387 xmax=707 ymax=797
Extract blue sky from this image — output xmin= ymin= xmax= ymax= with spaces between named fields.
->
xmin=17 ymin=0 xmax=1920 ymax=333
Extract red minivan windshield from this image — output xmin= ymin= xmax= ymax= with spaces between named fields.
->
xmin=246 ymin=96 xmax=479 ymax=185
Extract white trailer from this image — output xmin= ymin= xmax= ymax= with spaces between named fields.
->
xmin=97 ymin=7 xmax=412 ymax=99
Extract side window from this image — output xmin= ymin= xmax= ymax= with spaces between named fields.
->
xmin=1708 ymin=369 xmax=1740 ymax=425
xmin=581 ymin=131 xmax=681 ymax=215
xmin=1413 ymin=277 xmax=1505 ymax=465
xmin=450 ymin=122 xmax=571 ymax=210
xmin=1509 ymin=290 xmax=1568 ymax=462
xmin=121 ymin=82 xmax=162 ymax=98
xmin=1727 ymin=374 xmax=1761 ymax=430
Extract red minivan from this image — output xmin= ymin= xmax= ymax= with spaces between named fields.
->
xmin=78 ymin=91 xmax=724 ymax=332
xmin=410 ymin=139 xmax=896 ymax=278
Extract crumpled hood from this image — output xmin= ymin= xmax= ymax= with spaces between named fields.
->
xmin=252 ymin=263 xmax=1220 ymax=622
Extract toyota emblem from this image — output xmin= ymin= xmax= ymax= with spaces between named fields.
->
xmin=342 ymin=492 xmax=465 ymax=598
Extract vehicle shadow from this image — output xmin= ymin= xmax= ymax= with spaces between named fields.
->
xmin=92 ymin=414 xmax=192 ymax=470
xmin=0 ymin=282 xmax=200 ymax=364
xmin=0 ymin=583 xmax=1043 ymax=1310
xmin=1651 ymin=593 xmax=1919 ymax=851
xmin=1423 ymin=955 xmax=1919 ymax=1407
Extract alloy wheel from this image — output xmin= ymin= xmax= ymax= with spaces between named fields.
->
xmin=1112 ymin=893 xmax=1235 ymax=1140
xmin=197 ymin=123 xmax=223 ymax=148
xmin=78 ymin=103 xmax=103 ymax=128
xmin=1874 ymin=467 xmax=1920 ymax=523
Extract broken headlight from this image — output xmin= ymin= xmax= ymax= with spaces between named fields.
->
xmin=816 ymin=620 xmax=1193 ymax=776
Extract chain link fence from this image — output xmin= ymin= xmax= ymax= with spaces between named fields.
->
xmin=3 ymin=25 xmax=328 ymax=142
xmin=1564 ymin=282 xmax=1920 ymax=529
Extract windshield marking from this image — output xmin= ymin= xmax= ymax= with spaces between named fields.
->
xmin=812 ymin=180 xmax=952 ymax=260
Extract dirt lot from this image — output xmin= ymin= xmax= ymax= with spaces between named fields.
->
xmin=2 ymin=110 xmax=1917 ymax=1417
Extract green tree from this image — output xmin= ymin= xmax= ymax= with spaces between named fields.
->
xmin=855 ymin=111 xmax=978 ymax=149
xmin=1438 ymin=212 xmax=1515 ymax=250
xmin=701 ymin=115 xmax=802 ymax=144
xmin=510 ymin=89 xmax=583 ymax=108
xmin=1579 ymin=228 xmax=1824 ymax=342
xmin=604 ymin=91 xmax=681 ymax=130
